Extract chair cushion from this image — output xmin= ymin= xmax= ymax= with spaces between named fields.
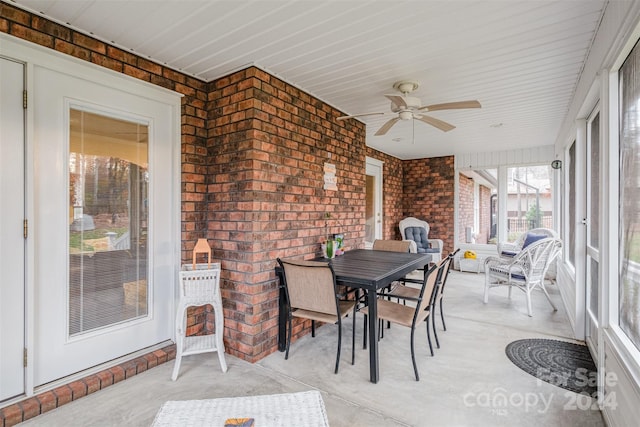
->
xmin=404 ymin=226 xmax=430 ymax=252
xmin=522 ymin=233 xmax=546 ymax=249
xmin=501 ymin=250 xmax=518 ymax=257
xmin=488 ymin=265 xmax=526 ymax=281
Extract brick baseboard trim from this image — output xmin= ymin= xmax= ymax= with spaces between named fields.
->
xmin=0 ymin=344 xmax=176 ymax=427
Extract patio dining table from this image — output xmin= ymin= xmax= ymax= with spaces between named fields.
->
xmin=276 ymin=249 xmax=432 ymax=383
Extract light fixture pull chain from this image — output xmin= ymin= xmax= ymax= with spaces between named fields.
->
xmin=412 ymin=117 xmax=415 ymax=144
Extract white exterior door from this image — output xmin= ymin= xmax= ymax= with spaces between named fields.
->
xmin=0 ymin=57 xmax=26 ymax=401
xmin=30 ymin=62 xmax=178 ymax=386
xmin=585 ymin=108 xmax=601 ymax=353
xmin=365 ymin=157 xmax=383 ymax=248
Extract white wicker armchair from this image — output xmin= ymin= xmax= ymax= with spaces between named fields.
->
xmin=399 ymin=217 xmax=443 ymax=263
xmin=497 ymin=227 xmax=559 ymax=257
xmin=484 ymin=237 xmax=562 ymax=316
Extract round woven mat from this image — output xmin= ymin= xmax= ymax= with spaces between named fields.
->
xmin=505 ymin=338 xmax=596 ymax=394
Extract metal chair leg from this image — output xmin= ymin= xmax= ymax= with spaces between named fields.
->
xmin=335 ymin=318 xmax=342 ymax=374
xmin=411 ymin=327 xmax=419 ymax=381
xmin=351 ymin=303 xmax=356 ymax=365
xmin=285 ymin=314 xmax=292 ymax=360
xmin=432 ymin=307 xmax=440 ymax=349
xmin=440 ymin=298 xmax=446 ymax=331
xmin=426 ymin=317 xmax=434 ymax=356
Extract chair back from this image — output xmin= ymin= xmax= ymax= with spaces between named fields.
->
xmin=435 ymin=249 xmax=459 ymax=296
xmin=278 ymin=259 xmax=338 ymax=315
xmin=372 ymin=239 xmax=411 ymax=252
xmin=399 ymin=217 xmax=431 ymax=253
xmin=516 ymin=238 xmax=561 ymax=281
xmin=415 ymin=262 xmax=442 ymax=319
xmin=516 ymin=228 xmax=559 ymax=248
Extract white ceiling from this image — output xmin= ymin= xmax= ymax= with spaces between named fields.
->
xmin=12 ymin=0 xmax=606 ymax=159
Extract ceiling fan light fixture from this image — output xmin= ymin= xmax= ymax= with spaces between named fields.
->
xmin=399 ymin=111 xmax=413 ymax=120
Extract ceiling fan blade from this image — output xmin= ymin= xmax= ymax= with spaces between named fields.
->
xmin=416 ymin=115 xmax=456 ymax=132
xmin=384 ymin=95 xmax=407 ymax=108
xmin=419 ymin=100 xmax=481 ymax=111
xmin=337 ymin=112 xmax=386 ymax=121
xmin=375 ymin=117 xmax=400 ymax=136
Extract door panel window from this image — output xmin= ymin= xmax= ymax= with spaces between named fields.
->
xmin=69 ymin=108 xmax=148 ymax=336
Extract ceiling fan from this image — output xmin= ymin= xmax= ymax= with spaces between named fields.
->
xmin=337 ymin=80 xmax=481 ymax=136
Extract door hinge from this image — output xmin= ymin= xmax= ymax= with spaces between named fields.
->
xmin=23 ymin=90 xmax=27 ymax=109
xmin=23 ymin=348 xmax=27 ymax=367
xmin=23 ymin=219 xmax=28 ymax=238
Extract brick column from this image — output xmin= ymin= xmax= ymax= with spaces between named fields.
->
xmin=207 ymin=67 xmax=367 ymax=361
xmin=402 ymin=156 xmax=455 ymax=253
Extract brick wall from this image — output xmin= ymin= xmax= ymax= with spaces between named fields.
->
xmin=458 ymin=172 xmax=474 ymax=244
xmin=478 ymin=184 xmax=492 ymax=244
xmin=402 ymin=156 xmax=455 ymax=253
xmin=207 ymin=67 xmax=367 ymax=361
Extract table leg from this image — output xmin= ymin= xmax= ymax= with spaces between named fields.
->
xmin=367 ymin=288 xmax=379 ymax=383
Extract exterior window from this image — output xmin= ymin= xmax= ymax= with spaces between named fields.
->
xmin=619 ymin=42 xmax=640 ymax=350
xmin=68 ymin=108 xmax=148 ymax=336
xmin=506 ymin=165 xmax=553 ymax=242
xmin=458 ymin=169 xmax=497 ymax=244
xmin=457 ymin=165 xmax=553 ymax=245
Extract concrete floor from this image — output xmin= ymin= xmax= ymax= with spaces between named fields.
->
xmin=21 ymin=270 xmax=605 ymax=426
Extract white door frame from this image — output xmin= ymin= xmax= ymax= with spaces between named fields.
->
xmin=585 ymin=104 xmax=601 ymax=354
xmin=365 ymin=157 xmax=384 ymax=248
xmin=0 ymin=56 xmax=26 ymax=402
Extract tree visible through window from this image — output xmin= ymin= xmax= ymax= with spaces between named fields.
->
xmin=506 ymin=165 xmax=553 ymax=242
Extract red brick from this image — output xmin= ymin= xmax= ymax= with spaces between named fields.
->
xmin=72 ymin=32 xmax=106 ymax=54
xmin=121 ymin=360 xmax=137 ymax=378
xmin=109 ymin=365 xmax=126 ymax=384
xmin=83 ymin=374 xmax=101 ymax=395
xmin=153 ymin=349 xmax=168 ymax=364
xmin=0 ymin=3 xmax=30 ymax=25
xmin=96 ymin=369 xmax=114 ymax=388
xmin=0 ymin=404 xmax=23 ymax=427
xmin=52 ymin=385 xmax=73 ymax=406
xmin=68 ymin=379 xmax=87 ymax=400
xmin=19 ymin=397 xmax=40 ymax=421
xmin=144 ymin=352 xmax=159 ymax=368
xmin=36 ymin=391 xmax=57 ymax=414
xmin=134 ymin=357 xmax=148 ymax=374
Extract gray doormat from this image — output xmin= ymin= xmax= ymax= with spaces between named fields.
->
xmin=505 ymin=339 xmax=596 ymax=394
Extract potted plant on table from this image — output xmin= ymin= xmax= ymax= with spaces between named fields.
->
xmin=322 ymin=212 xmax=336 ymax=258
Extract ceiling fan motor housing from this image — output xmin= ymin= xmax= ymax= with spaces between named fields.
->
xmin=391 ymin=96 xmax=422 ymax=112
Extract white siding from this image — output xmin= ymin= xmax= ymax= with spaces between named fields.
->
xmin=455 ymin=146 xmax=554 ymax=170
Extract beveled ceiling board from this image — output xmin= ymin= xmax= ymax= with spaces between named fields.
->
xmin=11 ymin=0 xmax=607 ymax=160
